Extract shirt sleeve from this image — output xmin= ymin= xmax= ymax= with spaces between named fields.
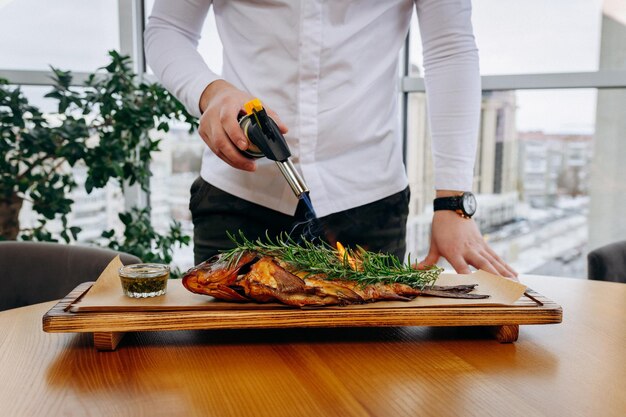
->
xmin=415 ymin=0 xmax=481 ymax=192
xmin=144 ymin=0 xmax=219 ymax=118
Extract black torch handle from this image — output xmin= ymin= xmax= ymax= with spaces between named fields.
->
xmin=245 ymin=109 xmax=291 ymax=162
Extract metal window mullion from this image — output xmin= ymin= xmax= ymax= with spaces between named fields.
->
xmin=6 ymin=69 xmax=626 ymax=93
xmin=400 ymin=33 xmax=410 ymax=166
xmin=118 ymin=0 xmax=146 ymax=76
xmin=0 ymin=69 xmax=92 ymax=86
xmin=118 ymin=0 xmax=149 ymax=212
xmin=402 ymin=70 xmax=626 ymax=92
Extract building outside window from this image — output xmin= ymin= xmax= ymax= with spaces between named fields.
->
xmin=2 ymin=0 xmax=625 ymax=278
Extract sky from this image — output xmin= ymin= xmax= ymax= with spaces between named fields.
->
xmin=0 ymin=0 xmax=611 ymax=134
xmin=473 ymin=0 xmax=603 ymax=134
xmin=410 ymin=0 xmax=604 ymax=134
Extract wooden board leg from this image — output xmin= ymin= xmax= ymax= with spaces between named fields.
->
xmin=492 ymin=325 xmax=519 ymax=343
xmin=93 ymin=332 xmax=125 ymax=351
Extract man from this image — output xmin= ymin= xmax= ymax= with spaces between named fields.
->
xmin=145 ymin=0 xmax=517 ymax=278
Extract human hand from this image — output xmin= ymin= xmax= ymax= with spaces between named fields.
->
xmin=417 ymin=210 xmax=518 ymax=279
xmin=198 ymin=79 xmax=288 ymax=171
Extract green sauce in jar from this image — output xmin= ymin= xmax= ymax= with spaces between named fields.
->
xmin=119 ymin=263 xmax=170 ymax=298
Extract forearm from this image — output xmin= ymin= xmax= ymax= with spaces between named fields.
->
xmin=435 ymin=190 xmax=466 ymax=198
xmin=416 ymin=0 xmax=481 ymax=192
xmin=144 ymin=0 xmax=219 ymax=117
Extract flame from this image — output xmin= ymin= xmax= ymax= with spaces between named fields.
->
xmin=336 ymin=241 xmax=357 ymax=270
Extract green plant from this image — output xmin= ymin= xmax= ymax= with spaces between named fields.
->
xmin=47 ymin=51 xmax=197 ymax=193
xmin=0 ymin=79 xmax=88 ymax=241
xmin=0 ymin=51 xmax=198 ymax=274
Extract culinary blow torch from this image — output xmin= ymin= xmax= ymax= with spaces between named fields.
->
xmin=238 ymin=98 xmax=309 ymax=199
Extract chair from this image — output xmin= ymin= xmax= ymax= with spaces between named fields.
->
xmin=587 ymin=240 xmax=626 ymax=283
xmin=0 ymin=241 xmax=141 ymax=311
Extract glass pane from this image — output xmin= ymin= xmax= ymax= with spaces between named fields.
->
xmin=0 ymin=0 xmax=119 ymax=71
xmin=7 ymin=86 xmax=199 ymax=271
xmin=142 ymin=0 xmax=224 ymax=270
xmin=405 ymin=89 xmax=605 ymax=278
xmin=144 ymin=0 xmax=223 ymax=75
xmin=409 ymin=0 xmax=607 ymax=76
xmin=10 ymin=86 xmax=124 ymax=243
xmin=150 ymin=127 xmax=203 ymax=272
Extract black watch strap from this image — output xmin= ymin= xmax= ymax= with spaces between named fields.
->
xmin=433 ymin=196 xmax=462 ymax=212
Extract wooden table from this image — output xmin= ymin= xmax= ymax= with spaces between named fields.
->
xmin=1 ymin=275 xmax=624 ymax=417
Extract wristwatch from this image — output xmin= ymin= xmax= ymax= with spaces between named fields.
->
xmin=433 ymin=192 xmax=477 ymax=219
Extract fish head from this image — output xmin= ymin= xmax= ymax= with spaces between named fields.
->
xmin=182 ymin=251 xmax=257 ymax=301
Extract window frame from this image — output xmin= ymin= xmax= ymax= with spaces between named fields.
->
xmin=2 ymin=0 xmax=625 ymax=208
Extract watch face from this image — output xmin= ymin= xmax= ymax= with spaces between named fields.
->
xmin=462 ymin=193 xmax=477 ymax=216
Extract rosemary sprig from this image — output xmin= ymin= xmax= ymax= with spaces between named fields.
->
xmin=220 ymin=231 xmax=442 ymax=289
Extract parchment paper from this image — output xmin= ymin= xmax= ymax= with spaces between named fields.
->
xmin=70 ymin=256 xmax=528 ymax=313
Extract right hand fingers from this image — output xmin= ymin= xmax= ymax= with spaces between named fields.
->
xmin=417 ymin=248 xmax=440 ymax=270
xmin=484 ymin=245 xmax=518 ymax=278
xmin=446 ymin=255 xmax=472 ymax=275
xmin=198 ymin=80 xmax=287 ymax=170
xmin=220 ymin=103 xmax=249 ymax=151
xmin=199 ymin=92 xmax=255 ymax=171
xmin=199 ymin=121 xmax=256 ymax=171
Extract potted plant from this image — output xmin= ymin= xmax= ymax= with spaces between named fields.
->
xmin=0 ymin=51 xmax=198 ymax=275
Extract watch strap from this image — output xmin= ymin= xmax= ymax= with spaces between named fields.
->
xmin=433 ymin=196 xmax=462 ymax=212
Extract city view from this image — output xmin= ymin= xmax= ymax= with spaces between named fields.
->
xmin=7 ymin=0 xmax=617 ymax=278
xmin=14 ymin=88 xmax=595 ymax=277
xmin=396 ymin=90 xmax=591 ymax=278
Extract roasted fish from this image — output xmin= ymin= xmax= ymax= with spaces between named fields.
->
xmin=182 ymin=236 xmax=489 ymax=307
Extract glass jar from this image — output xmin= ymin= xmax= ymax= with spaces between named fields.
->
xmin=118 ymin=263 xmax=170 ymax=298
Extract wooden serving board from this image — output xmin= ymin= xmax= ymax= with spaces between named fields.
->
xmin=43 ymin=282 xmax=562 ymax=351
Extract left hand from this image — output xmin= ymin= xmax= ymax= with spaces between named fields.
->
xmin=418 ymin=210 xmax=518 ymax=278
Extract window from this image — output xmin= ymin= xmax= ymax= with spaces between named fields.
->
xmin=0 ymin=0 xmax=119 ymax=72
xmin=4 ymin=0 xmax=626 ymax=278
xmin=9 ymin=86 xmax=126 ymax=245
xmin=402 ymin=1 xmax=626 ymax=278
xmin=409 ymin=0 xmax=603 ymax=76
xmin=405 ymin=89 xmax=596 ymax=277
xmin=149 ymin=126 xmax=203 ymax=270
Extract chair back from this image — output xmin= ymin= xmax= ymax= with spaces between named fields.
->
xmin=587 ymin=240 xmax=626 ymax=283
xmin=0 ymin=241 xmax=141 ymax=311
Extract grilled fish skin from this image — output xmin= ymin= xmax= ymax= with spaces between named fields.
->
xmin=182 ymin=252 xmax=488 ymax=307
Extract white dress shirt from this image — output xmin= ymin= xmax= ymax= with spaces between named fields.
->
xmin=145 ymin=0 xmax=480 ymax=217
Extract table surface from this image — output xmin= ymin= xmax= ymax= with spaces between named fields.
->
xmin=1 ymin=275 xmax=624 ymax=417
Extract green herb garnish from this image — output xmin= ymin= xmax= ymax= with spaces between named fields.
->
xmin=220 ymin=231 xmax=442 ymax=289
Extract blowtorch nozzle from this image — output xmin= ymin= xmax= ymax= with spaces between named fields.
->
xmin=239 ymin=99 xmax=310 ymax=199
xmin=275 ymin=159 xmax=309 ymax=199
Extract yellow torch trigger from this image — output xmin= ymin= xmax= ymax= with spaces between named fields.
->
xmin=244 ymin=98 xmax=264 ymax=115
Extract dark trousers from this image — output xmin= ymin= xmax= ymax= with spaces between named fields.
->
xmin=189 ymin=177 xmax=410 ymax=265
